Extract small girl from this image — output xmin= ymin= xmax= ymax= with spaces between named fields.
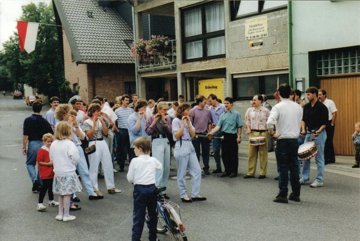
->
xmin=127 ymin=137 xmax=162 ymax=241
xmin=50 ymin=121 xmax=82 ymax=222
xmin=36 ymin=133 xmax=58 ymax=212
xmin=352 ymin=122 xmax=360 ymax=168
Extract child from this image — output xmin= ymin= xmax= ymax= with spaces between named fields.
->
xmin=352 ymin=122 xmax=360 ymax=168
xmin=50 ymin=121 xmax=82 ymax=222
xmin=36 ymin=133 xmax=59 ymax=211
xmin=127 ymin=137 xmax=162 ymax=241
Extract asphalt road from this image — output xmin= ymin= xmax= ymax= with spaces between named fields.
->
xmin=0 ymin=95 xmax=359 ymax=241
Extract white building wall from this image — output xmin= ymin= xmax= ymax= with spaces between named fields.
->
xmin=292 ymin=1 xmax=360 ymax=86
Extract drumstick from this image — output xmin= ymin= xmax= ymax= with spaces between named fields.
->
xmin=196 ymin=134 xmax=224 ymax=140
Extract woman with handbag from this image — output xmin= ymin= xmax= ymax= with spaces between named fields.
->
xmin=83 ymin=103 xmax=121 ymax=195
xmin=145 ymin=102 xmax=173 ymax=199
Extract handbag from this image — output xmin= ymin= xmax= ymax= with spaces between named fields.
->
xmin=85 ymin=143 xmax=96 ymax=155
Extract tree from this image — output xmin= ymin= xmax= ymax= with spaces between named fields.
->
xmin=0 ymin=2 xmax=71 ymax=100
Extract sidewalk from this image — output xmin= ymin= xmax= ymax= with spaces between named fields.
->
xmin=239 ymin=141 xmax=360 ymax=179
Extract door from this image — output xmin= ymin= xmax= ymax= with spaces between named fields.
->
xmin=320 ymin=76 xmax=360 ymax=155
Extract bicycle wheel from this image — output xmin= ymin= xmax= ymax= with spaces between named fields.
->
xmin=166 ymin=208 xmax=188 ymax=241
xmin=169 ymin=221 xmax=188 ymax=241
xmin=157 ymin=215 xmax=168 ymax=234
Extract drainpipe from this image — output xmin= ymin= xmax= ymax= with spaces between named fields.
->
xmin=288 ymin=0 xmax=293 ymax=88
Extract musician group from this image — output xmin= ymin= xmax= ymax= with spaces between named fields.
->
xmin=208 ymin=84 xmax=332 ymax=203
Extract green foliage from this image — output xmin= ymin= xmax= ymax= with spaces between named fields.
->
xmin=0 ymin=2 xmax=71 ymax=100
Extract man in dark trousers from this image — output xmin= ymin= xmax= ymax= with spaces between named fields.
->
xmin=267 ymin=84 xmax=303 ymax=203
xmin=22 ymin=101 xmax=53 ymax=193
xmin=208 ymin=97 xmax=243 ymax=178
xmin=318 ymin=89 xmax=337 ymax=164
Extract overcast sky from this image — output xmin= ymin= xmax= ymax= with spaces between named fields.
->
xmin=0 ymin=0 xmax=51 ymax=48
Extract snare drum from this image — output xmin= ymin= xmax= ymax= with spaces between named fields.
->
xmin=249 ymin=136 xmax=266 ymax=146
xmin=298 ymin=141 xmax=318 ymax=160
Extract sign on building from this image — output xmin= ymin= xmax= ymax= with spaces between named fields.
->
xmin=198 ymin=78 xmax=224 ymax=101
xmin=245 ymin=16 xmax=268 ymax=40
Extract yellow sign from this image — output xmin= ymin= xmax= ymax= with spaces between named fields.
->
xmin=198 ymin=78 xmax=224 ymax=101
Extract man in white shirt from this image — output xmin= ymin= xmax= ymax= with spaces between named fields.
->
xmin=267 ymin=84 xmax=303 ymax=204
xmin=318 ymin=89 xmax=337 ymax=165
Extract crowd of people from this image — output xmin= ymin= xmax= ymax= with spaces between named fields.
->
xmin=21 ymin=87 xmax=359 ymax=239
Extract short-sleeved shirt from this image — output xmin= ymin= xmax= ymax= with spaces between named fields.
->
xmin=115 ymin=107 xmax=134 ymax=129
xmin=322 ymin=98 xmax=337 ymax=121
xmin=23 ymin=114 xmax=53 ymax=141
xmin=217 ymin=109 xmax=243 ymax=134
xmin=36 ymin=146 xmax=54 ymax=179
xmin=303 ymin=100 xmax=328 ymax=131
xmin=245 ymin=106 xmax=270 ymax=131
xmin=190 ymin=106 xmax=212 ymax=133
xmin=83 ymin=119 xmax=104 ymax=140
xmin=172 ymin=118 xmax=192 ymax=140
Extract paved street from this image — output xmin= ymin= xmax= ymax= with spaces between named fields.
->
xmin=0 ymin=95 xmax=359 ymax=241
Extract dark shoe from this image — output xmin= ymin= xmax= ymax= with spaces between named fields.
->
xmin=203 ymin=169 xmax=210 ymax=175
xmin=192 ymin=196 xmax=207 ymax=201
xmin=274 ymin=176 xmax=279 ymax=180
xmin=163 ymin=194 xmax=170 ymax=200
xmin=32 ymin=181 xmax=40 ymax=193
xmin=89 ymin=195 xmax=104 ymax=200
xmin=70 ymin=204 xmax=82 ymax=211
xmin=273 ymin=194 xmax=288 ymax=204
xmin=220 ymin=172 xmax=229 ymax=177
xmin=243 ymin=175 xmax=255 ymax=179
xmin=71 ymin=197 xmax=81 ymax=203
xmin=181 ymin=197 xmax=192 ymax=203
xmin=212 ymin=169 xmax=222 ymax=174
xmin=258 ymin=175 xmax=266 ymax=179
xmin=229 ymin=173 xmax=237 ymax=178
xmin=288 ymin=193 xmax=300 ymax=202
xmin=352 ymin=164 xmax=360 ymax=168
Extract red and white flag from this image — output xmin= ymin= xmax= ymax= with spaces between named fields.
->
xmin=17 ymin=21 xmax=39 ymax=53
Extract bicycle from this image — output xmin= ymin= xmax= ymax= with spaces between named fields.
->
xmin=151 ymin=187 xmax=188 ymax=241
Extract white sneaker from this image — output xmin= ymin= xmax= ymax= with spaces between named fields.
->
xmin=37 ymin=203 xmax=47 ymax=212
xmin=63 ymin=215 xmax=76 ymax=222
xmin=48 ymin=200 xmax=59 ymax=207
xmin=310 ymin=180 xmax=324 ymax=188
xmin=55 ymin=215 xmax=63 ymax=221
xmin=113 ymin=168 xmax=118 ymax=173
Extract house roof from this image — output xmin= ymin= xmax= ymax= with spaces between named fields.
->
xmin=53 ymin=0 xmax=134 ymax=64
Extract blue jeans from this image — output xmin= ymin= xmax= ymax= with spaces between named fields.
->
xmin=26 ymin=140 xmax=42 ymax=182
xmin=152 ymin=138 xmax=170 ymax=189
xmin=192 ymin=134 xmax=210 ymax=170
xmin=301 ymin=131 xmax=327 ymax=182
xmin=212 ymin=131 xmax=222 ymax=171
xmin=76 ymin=146 xmax=96 ymax=196
xmin=132 ymin=184 xmax=157 ymax=241
xmin=275 ymin=139 xmax=301 ymax=197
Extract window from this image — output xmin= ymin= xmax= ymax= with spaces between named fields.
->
xmin=233 ymin=0 xmax=287 ymax=19
xmin=125 ymin=81 xmax=136 ymax=95
xmin=316 ymin=47 xmax=360 ymax=76
xmin=233 ymin=74 xmax=288 ymax=99
xmin=182 ymin=2 xmax=225 ymax=62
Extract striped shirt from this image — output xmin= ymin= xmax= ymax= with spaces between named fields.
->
xmin=115 ymin=107 xmax=134 ymax=129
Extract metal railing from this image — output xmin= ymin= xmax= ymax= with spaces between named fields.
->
xmin=138 ymin=39 xmax=176 ymax=73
